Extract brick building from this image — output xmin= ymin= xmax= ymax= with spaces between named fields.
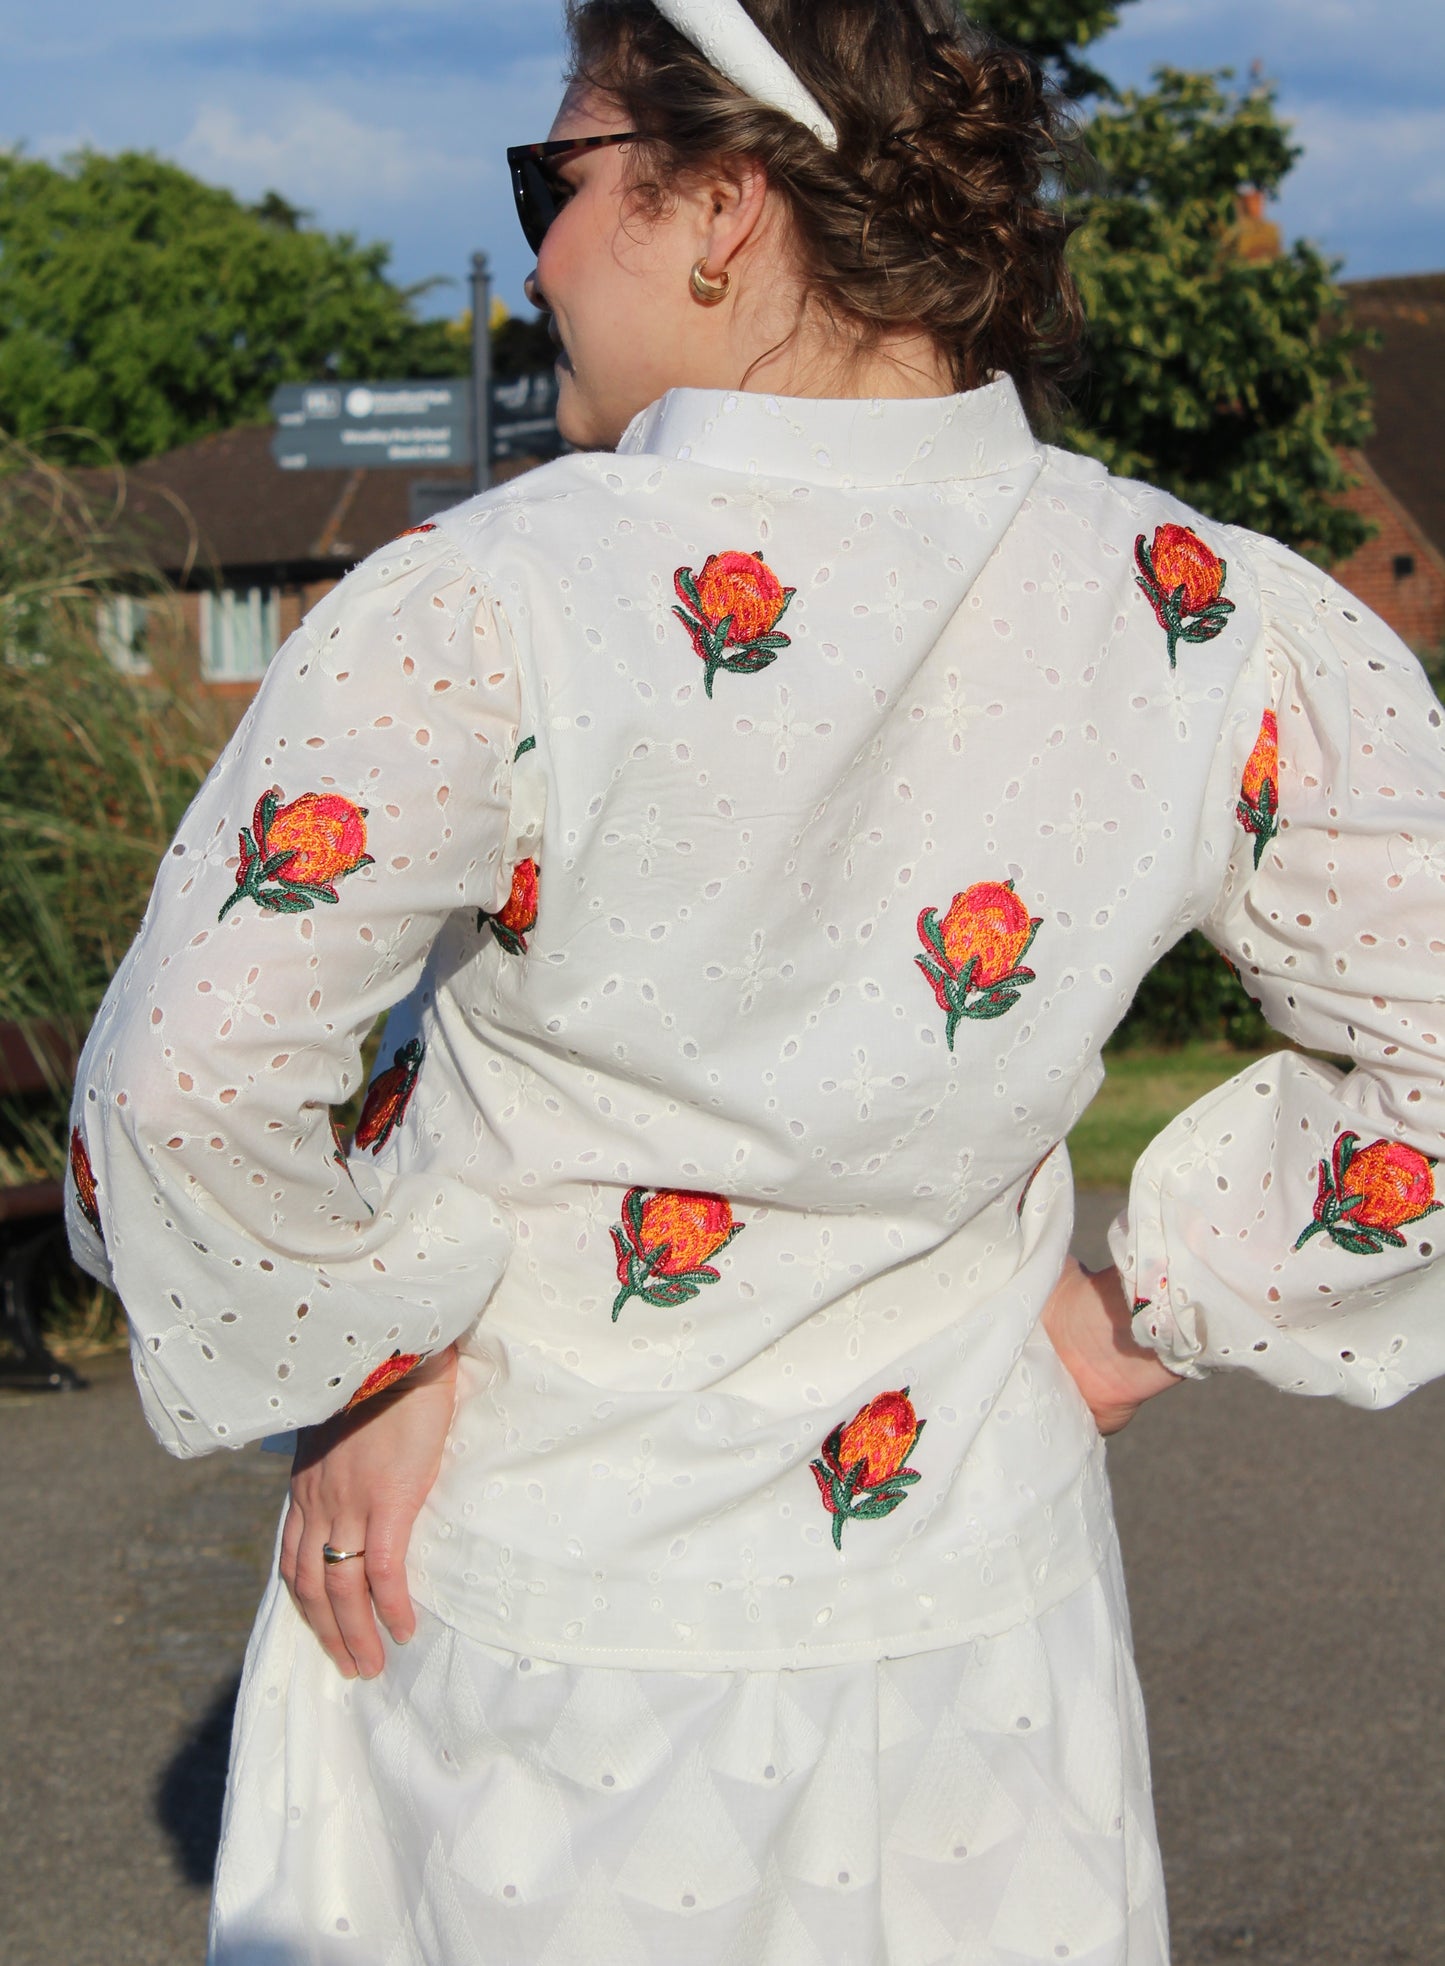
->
xmin=82 ymin=426 xmax=532 ymax=716
xmin=1332 ymin=272 xmax=1445 ymax=654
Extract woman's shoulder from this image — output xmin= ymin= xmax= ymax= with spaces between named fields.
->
xmin=1028 ymin=442 xmax=1391 ymax=654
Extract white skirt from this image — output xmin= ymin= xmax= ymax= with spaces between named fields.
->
xmin=209 ymin=1542 xmax=1167 ymax=1965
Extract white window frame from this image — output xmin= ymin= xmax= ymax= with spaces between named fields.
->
xmin=96 ymin=594 xmax=153 ymax=676
xmin=200 ymin=586 xmax=281 ymax=683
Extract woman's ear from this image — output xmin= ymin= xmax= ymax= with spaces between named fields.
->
xmin=697 ymin=159 xmax=771 ymax=272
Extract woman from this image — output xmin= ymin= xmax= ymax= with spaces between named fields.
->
xmin=68 ymin=1 xmax=1445 ymax=1960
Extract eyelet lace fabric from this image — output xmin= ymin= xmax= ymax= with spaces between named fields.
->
xmin=210 ymin=1540 xmax=1166 ymax=1965
xmin=67 ymin=376 xmax=1445 ymax=1676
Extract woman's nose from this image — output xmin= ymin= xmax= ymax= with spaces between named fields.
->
xmin=524 ymin=271 xmax=545 ymax=311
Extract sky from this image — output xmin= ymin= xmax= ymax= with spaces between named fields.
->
xmin=0 ymin=0 xmax=1439 ymax=320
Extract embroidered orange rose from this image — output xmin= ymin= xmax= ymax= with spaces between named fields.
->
xmin=345 ymin=1351 xmax=423 ymax=1412
xmin=810 ymin=1388 xmax=926 ymax=1550
xmin=1295 ymin=1133 xmax=1441 ymax=1255
xmin=673 ymin=550 xmax=795 ymax=697
xmin=355 ymin=1037 xmax=425 ymax=1154
xmin=480 ymin=857 xmax=540 ymax=955
xmin=611 ymin=1186 xmax=743 ymax=1320
xmin=1236 ymin=709 xmax=1280 ymax=867
xmin=219 ymin=788 xmax=373 ymax=920
xmin=916 ymin=879 xmax=1042 ymax=1049
xmin=69 ymin=1126 xmax=102 ymax=1239
xmin=1134 ymin=523 xmax=1236 ymax=667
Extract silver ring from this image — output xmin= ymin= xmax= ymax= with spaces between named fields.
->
xmin=322 ymin=1543 xmax=366 ymax=1566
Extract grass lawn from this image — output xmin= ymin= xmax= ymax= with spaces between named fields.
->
xmin=1068 ymin=1039 xmax=1279 ymax=1190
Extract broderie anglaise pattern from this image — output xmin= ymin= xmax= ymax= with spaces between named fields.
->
xmin=62 ymin=377 xmax=1445 ymax=1671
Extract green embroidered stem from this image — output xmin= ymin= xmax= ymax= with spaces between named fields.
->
xmin=1236 ymin=781 xmax=1279 ymax=867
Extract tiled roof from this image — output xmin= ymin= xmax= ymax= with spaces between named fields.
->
xmin=1343 ymin=273 xmax=1445 ymax=559
xmin=78 ymin=423 xmax=490 ymax=580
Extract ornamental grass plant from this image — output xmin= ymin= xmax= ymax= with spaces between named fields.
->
xmin=0 ymin=429 xmax=229 ymax=1345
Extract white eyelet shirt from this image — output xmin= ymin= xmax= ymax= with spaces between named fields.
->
xmin=68 ymin=376 xmax=1445 ymax=1668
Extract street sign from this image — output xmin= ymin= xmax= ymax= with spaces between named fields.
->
xmin=271 ymin=381 xmax=470 ymax=471
xmin=270 ymin=374 xmax=562 ymax=472
xmin=491 ymin=371 xmax=563 ymax=460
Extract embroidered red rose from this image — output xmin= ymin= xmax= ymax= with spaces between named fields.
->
xmin=480 ymin=858 xmax=539 ymax=955
xmin=1134 ymin=523 xmax=1236 ymax=667
xmin=673 ymin=550 xmax=795 ymax=697
xmin=354 ymin=1037 xmax=425 ymax=1155
xmin=69 ymin=1126 xmax=102 ymax=1239
xmin=1294 ymin=1134 xmax=1441 ymax=1255
xmin=1236 ymin=709 xmax=1280 ymax=867
xmin=810 ymin=1388 xmax=926 ymax=1550
xmin=219 ymin=788 xmax=373 ymax=920
xmin=916 ymin=880 xmax=1042 ymax=1049
xmin=611 ymin=1187 xmax=742 ymax=1320
xmin=345 ymin=1351 xmax=423 ymax=1412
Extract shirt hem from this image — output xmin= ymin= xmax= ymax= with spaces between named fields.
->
xmin=406 ymin=1535 xmax=1112 ymax=1673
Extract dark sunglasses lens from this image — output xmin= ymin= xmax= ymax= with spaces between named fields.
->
xmin=513 ymin=155 xmax=556 ymax=254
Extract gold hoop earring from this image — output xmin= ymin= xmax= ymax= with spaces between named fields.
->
xmin=689 ymin=259 xmax=731 ymax=305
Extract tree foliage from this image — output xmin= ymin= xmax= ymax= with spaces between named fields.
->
xmin=0 ymin=150 xmax=468 ymax=463
xmin=1062 ymin=67 xmax=1372 ymax=564
xmin=968 ymin=0 xmax=1125 ymax=99
xmin=968 ymin=4 xmax=1372 ymax=566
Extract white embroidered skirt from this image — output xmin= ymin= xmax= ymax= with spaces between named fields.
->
xmin=208 ymin=1542 xmax=1167 ymax=1965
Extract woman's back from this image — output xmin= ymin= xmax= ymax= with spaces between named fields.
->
xmin=75 ymin=371 xmax=1445 ymax=1669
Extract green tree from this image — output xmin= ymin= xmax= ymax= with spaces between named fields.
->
xmin=969 ymin=3 xmax=1372 ymax=566
xmin=969 ymin=0 xmax=1125 ymax=100
xmin=1063 ymin=67 xmax=1371 ymax=563
xmin=0 ymin=150 xmax=468 ymax=463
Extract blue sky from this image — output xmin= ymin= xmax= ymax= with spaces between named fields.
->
xmin=0 ymin=1 xmax=1439 ymax=319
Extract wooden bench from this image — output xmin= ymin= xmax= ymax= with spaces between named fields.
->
xmin=0 ymin=1022 xmax=84 ymax=1389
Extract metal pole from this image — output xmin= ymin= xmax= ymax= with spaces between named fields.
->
xmin=470 ymin=252 xmax=493 ymax=496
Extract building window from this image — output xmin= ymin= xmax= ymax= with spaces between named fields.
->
xmin=96 ymin=595 xmax=153 ymax=676
xmin=200 ymin=587 xmax=281 ymax=683
xmin=1392 ymin=553 xmax=1416 ymax=581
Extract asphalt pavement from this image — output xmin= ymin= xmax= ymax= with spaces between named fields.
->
xmin=3 ymin=1189 xmax=1443 ymax=1964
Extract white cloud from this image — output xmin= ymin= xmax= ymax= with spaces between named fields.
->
xmin=1100 ymin=0 xmax=1445 ymax=108
xmin=1091 ymin=0 xmax=1445 ymax=276
xmin=178 ymin=100 xmax=455 ymax=206
xmin=1278 ymin=99 xmax=1445 ymax=272
xmin=4 ymin=0 xmax=1442 ymax=301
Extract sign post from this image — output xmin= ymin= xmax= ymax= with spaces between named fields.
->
xmin=471 ymin=253 xmax=493 ymax=497
xmin=269 ymin=251 xmax=562 ymax=490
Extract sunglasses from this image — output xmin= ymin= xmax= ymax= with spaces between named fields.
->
xmin=507 ymin=133 xmax=641 ymax=255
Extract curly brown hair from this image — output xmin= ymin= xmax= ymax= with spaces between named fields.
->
xmin=565 ymin=0 xmax=1088 ymax=431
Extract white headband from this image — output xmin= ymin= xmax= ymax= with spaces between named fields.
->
xmin=651 ymin=0 xmax=840 ymax=150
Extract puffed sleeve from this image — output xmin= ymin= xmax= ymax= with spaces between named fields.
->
xmin=64 ymin=529 xmax=524 ymax=1455
xmin=1109 ymin=534 xmax=1445 ymax=1407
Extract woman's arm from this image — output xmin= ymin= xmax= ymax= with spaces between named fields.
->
xmin=64 ymin=530 xmax=528 ymax=1453
xmin=1111 ymin=535 xmax=1445 ymax=1403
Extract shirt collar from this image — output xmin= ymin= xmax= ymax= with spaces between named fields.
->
xmin=616 ymin=372 xmax=1039 ymax=487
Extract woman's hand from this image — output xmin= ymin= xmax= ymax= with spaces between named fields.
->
xmin=1042 ymin=1256 xmax=1182 ymax=1436
xmin=280 ymin=1345 xmax=459 ymax=1679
